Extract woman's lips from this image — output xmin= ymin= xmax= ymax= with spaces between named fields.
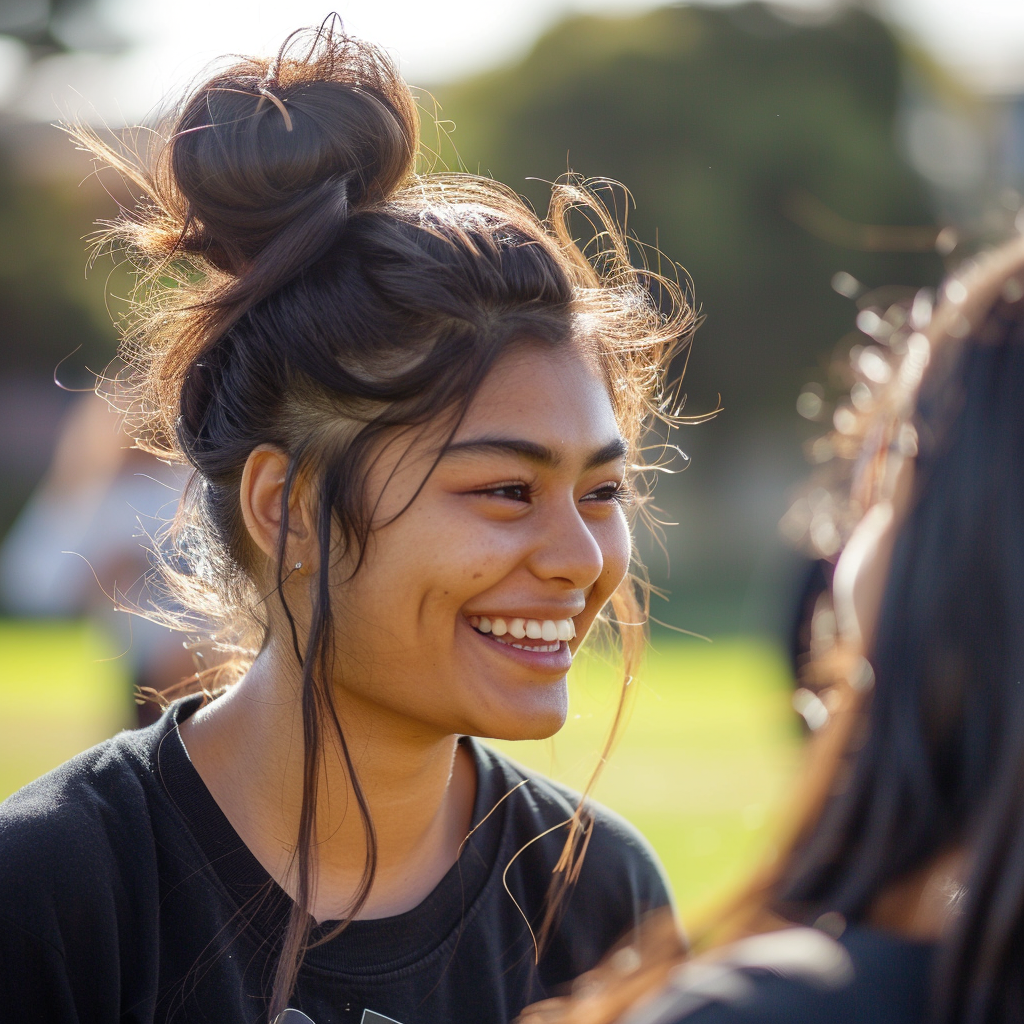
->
xmin=464 ymin=616 xmax=574 ymax=670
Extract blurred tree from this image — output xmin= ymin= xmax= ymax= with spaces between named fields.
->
xmin=0 ymin=133 xmax=118 ymax=536
xmin=0 ymin=0 xmax=126 ymax=59
xmin=432 ymin=2 xmax=943 ymax=429
xmin=0 ymin=0 xmax=125 ymax=536
xmin=0 ymin=144 xmax=114 ymax=376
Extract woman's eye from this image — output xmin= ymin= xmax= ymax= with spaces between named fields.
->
xmin=583 ymin=482 xmax=631 ymax=505
xmin=478 ymin=483 xmax=531 ymax=502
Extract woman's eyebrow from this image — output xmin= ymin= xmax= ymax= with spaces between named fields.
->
xmin=441 ymin=436 xmax=628 ymax=469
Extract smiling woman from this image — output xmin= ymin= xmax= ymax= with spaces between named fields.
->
xmin=0 ymin=18 xmax=698 ymax=1024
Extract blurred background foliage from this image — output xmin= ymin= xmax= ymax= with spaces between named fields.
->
xmin=0 ymin=0 xmax=127 ymax=57
xmin=0 ymin=0 xmax=127 ymax=532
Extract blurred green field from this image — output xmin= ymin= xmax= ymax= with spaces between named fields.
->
xmin=0 ymin=621 xmax=132 ymax=798
xmin=0 ymin=621 xmax=801 ymax=927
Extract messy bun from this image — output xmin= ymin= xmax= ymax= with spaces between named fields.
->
xmin=168 ymin=32 xmax=417 ymax=272
xmin=77 ymin=18 xmax=697 ymax=1018
xmin=86 ymin=23 xmax=419 ymax=450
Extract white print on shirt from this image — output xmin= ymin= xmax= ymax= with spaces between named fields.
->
xmin=273 ymin=1010 xmax=406 ymax=1024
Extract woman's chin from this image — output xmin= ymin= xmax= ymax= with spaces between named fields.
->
xmin=466 ymin=680 xmax=569 ymax=742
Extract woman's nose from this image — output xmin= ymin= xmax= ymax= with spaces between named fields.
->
xmin=525 ymin=499 xmax=606 ymax=590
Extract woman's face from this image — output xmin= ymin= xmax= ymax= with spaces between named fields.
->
xmin=833 ymin=453 xmax=915 ymax=655
xmin=325 ymin=342 xmax=631 ymax=742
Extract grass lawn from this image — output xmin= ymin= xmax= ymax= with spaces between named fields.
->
xmin=0 ymin=620 xmax=133 ymax=799
xmin=0 ymin=621 xmax=802 ymax=928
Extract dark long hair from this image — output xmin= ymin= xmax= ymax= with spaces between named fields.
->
xmin=777 ymin=255 xmax=1024 ymax=1023
xmin=76 ymin=19 xmax=695 ymax=1019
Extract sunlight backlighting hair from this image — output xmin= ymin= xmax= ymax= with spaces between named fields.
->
xmin=73 ymin=18 xmax=700 ymax=1015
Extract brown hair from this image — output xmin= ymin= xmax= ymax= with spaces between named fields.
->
xmin=78 ymin=19 xmax=696 ymax=1018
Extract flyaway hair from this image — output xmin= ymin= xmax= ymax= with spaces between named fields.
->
xmin=74 ymin=18 xmax=697 ymax=1018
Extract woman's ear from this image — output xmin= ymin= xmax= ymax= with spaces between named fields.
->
xmin=239 ymin=446 xmax=315 ymax=569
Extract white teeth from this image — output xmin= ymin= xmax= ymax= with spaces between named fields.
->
xmin=469 ymin=614 xmax=577 ymax=646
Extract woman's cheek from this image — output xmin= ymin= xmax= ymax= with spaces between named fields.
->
xmin=595 ymin=509 xmax=632 ymax=599
xmin=455 ymin=521 xmax=530 ymax=580
xmin=567 ymin=514 xmax=630 ymax=652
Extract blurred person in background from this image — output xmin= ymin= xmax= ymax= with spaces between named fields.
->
xmin=518 ymin=236 xmax=1024 ymax=1024
xmin=0 ymin=22 xmax=700 ymax=1024
xmin=0 ymin=393 xmax=194 ymax=725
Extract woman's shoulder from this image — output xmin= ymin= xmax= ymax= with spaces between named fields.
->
xmin=0 ymin=713 xmax=176 ymax=913
xmin=469 ymin=738 xmax=672 ymax=908
xmin=0 ymin=709 xmax=196 ymax=1009
xmin=623 ymin=925 xmax=934 ymax=1024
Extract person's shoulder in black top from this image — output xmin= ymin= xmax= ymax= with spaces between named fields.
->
xmin=0 ymin=695 xmax=671 ymax=1024
xmin=619 ymin=924 xmax=935 ymax=1024
xmin=473 ymin=738 xmax=675 ymax=994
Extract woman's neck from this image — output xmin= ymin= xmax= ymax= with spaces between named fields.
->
xmin=178 ymin=641 xmax=477 ymax=922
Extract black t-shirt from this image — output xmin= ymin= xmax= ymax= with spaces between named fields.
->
xmin=0 ymin=695 xmax=670 ymax=1024
xmin=618 ymin=923 xmax=935 ymax=1024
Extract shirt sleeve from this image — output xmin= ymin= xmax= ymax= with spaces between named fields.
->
xmin=532 ymin=798 xmax=677 ymax=990
xmin=581 ymin=800 xmax=675 ymax=918
xmin=0 ymin=755 xmax=153 ymax=1024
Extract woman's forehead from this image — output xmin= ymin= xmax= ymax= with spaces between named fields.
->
xmin=456 ymin=344 xmax=619 ymax=448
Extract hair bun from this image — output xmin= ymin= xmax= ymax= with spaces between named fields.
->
xmin=167 ymin=21 xmax=418 ymax=274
